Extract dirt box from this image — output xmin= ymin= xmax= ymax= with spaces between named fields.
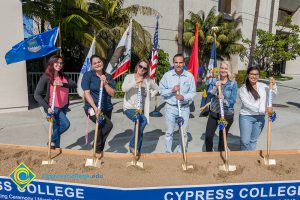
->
xmin=0 ymin=144 xmax=299 ymax=188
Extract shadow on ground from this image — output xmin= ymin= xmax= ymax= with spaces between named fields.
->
xmin=141 ymin=129 xmax=165 ymax=153
xmin=200 ymin=132 xmax=240 ymax=152
xmin=106 ymin=129 xmax=132 ymax=153
xmin=65 ymin=130 xmax=95 ymax=151
xmin=287 ymin=101 xmax=300 ymax=108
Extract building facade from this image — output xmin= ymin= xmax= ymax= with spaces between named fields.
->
xmin=124 ymin=0 xmax=300 ymax=74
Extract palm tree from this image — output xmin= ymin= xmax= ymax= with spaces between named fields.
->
xmin=269 ymin=0 xmax=275 ymax=32
xmin=89 ymin=0 xmax=160 ymax=60
xmin=182 ymin=7 xmax=245 ymax=66
xmin=178 ymin=0 xmax=184 ymax=54
xmin=248 ymin=0 xmax=260 ymax=68
xmin=23 ymin=0 xmax=160 ymax=69
xmin=22 ymin=0 xmax=107 ymax=71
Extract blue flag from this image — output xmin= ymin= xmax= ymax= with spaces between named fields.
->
xmin=5 ymin=27 xmax=59 ymax=64
xmin=77 ymin=38 xmax=96 ymax=97
xmin=200 ymin=40 xmax=217 ymax=116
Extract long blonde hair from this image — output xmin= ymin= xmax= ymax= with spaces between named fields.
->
xmin=219 ymin=61 xmax=235 ymax=81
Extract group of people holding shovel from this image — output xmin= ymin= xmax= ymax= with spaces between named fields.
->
xmin=34 ymin=53 xmax=277 ymax=162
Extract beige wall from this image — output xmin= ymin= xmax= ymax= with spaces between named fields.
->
xmin=124 ymin=0 xmax=282 ymax=73
xmin=0 ymin=0 xmax=28 ymax=113
xmin=230 ymin=0 xmax=280 ymax=72
xmin=285 ymin=8 xmax=300 ymax=75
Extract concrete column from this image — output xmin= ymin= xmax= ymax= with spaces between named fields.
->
xmin=0 ymin=0 xmax=28 ymax=113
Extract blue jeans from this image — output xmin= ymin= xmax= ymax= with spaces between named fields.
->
xmin=164 ymin=103 xmax=190 ymax=153
xmin=124 ymin=109 xmax=147 ymax=153
xmin=52 ymin=105 xmax=70 ymax=148
xmin=239 ymin=114 xmax=265 ymax=151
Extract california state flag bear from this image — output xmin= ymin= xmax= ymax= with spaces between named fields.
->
xmin=106 ymin=22 xmax=132 ymax=79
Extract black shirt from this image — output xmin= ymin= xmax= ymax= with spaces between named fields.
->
xmin=81 ymin=70 xmax=115 ymax=111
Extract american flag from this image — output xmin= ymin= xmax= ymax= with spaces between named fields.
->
xmin=149 ymin=16 xmax=159 ymax=79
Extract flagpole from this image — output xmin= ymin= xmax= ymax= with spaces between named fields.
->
xmin=150 ymin=77 xmax=162 ymax=117
xmin=212 ymin=26 xmax=219 ymax=78
xmin=149 ymin=15 xmax=162 ymax=117
xmin=58 ymin=22 xmax=62 ymax=56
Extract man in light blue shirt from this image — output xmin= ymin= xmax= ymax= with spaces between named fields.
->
xmin=159 ymin=54 xmax=196 ymax=153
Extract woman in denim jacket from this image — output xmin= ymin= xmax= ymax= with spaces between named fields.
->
xmin=205 ymin=61 xmax=238 ymax=152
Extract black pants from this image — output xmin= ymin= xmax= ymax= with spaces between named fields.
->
xmin=205 ymin=112 xmax=233 ymax=152
xmin=85 ymin=109 xmax=113 ymax=153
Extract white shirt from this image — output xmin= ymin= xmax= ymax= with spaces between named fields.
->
xmin=121 ymin=74 xmax=159 ymax=124
xmin=239 ymin=81 xmax=277 ymax=115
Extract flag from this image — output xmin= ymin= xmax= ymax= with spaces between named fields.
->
xmin=149 ymin=16 xmax=159 ymax=79
xmin=206 ymin=40 xmax=218 ymax=78
xmin=77 ymin=38 xmax=96 ymax=97
xmin=188 ymin=23 xmax=199 ymax=85
xmin=106 ymin=22 xmax=132 ymax=79
xmin=199 ymin=39 xmax=217 ymax=116
xmin=5 ymin=27 xmax=59 ymax=65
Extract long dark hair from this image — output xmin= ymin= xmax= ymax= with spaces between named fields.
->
xmin=245 ymin=66 xmax=260 ymax=100
xmin=44 ymin=55 xmax=65 ymax=83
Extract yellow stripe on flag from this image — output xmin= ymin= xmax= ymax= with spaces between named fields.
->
xmin=203 ymin=89 xmax=207 ymax=98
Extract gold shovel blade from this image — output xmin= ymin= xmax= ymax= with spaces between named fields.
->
xmin=85 ymin=158 xmax=102 ymax=168
xmin=127 ymin=160 xmax=144 ymax=168
xmin=182 ymin=163 xmax=194 ymax=171
xmin=42 ymin=159 xmax=56 ymax=165
xmin=264 ymin=157 xmax=276 ymax=165
xmin=219 ymin=164 xmax=236 ymax=172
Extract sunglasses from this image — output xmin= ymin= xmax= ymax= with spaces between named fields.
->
xmin=55 ymin=62 xmax=64 ymax=66
xmin=138 ymin=65 xmax=148 ymax=71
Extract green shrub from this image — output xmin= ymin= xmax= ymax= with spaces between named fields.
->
xmin=235 ymin=70 xmax=247 ymax=87
xmin=260 ymin=71 xmax=267 ymax=79
xmin=196 ymin=82 xmax=206 ymax=92
xmin=114 ymin=91 xmax=124 ymax=98
xmin=115 ymin=81 xmax=122 ymax=91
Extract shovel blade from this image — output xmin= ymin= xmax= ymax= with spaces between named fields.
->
xmin=127 ymin=160 xmax=144 ymax=168
xmin=42 ymin=159 xmax=56 ymax=165
xmin=182 ymin=163 xmax=194 ymax=171
xmin=85 ymin=158 xmax=102 ymax=168
xmin=219 ymin=164 xmax=236 ymax=172
xmin=264 ymin=157 xmax=276 ymax=165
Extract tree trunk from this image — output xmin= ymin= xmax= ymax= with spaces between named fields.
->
xmin=248 ymin=0 xmax=260 ymax=68
xmin=177 ymin=0 xmax=184 ymax=54
xmin=269 ymin=0 xmax=275 ymax=33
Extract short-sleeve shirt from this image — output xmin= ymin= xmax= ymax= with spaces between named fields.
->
xmin=81 ymin=70 xmax=115 ymax=111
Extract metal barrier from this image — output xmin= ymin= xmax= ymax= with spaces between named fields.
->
xmin=27 ymin=72 xmax=126 ymax=95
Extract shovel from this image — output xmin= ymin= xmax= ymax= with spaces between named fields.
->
xmin=217 ymin=84 xmax=236 ymax=172
xmin=85 ymin=81 xmax=104 ymax=168
xmin=177 ymin=91 xmax=193 ymax=171
xmin=264 ymin=77 xmax=276 ymax=166
xmin=42 ymin=85 xmax=57 ymax=165
xmin=127 ymin=83 xmax=144 ymax=168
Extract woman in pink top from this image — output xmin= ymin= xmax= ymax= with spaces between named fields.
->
xmin=34 ymin=55 xmax=76 ymax=149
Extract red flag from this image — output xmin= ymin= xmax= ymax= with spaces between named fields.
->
xmin=188 ymin=23 xmax=199 ymax=85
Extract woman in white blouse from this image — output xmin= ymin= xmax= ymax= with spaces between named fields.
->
xmin=121 ymin=60 xmax=159 ymax=156
xmin=239 ymin=66 xmax=277 ymax=151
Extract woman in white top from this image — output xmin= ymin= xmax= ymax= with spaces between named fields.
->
xmin=121 ymin=60 xmax=159 ymax=155
xmin=239 ymin=66 xmax=277 ymax=151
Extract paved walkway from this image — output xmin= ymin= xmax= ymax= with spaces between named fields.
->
xmin=0 ymin=75 xmax=300 ymax=153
